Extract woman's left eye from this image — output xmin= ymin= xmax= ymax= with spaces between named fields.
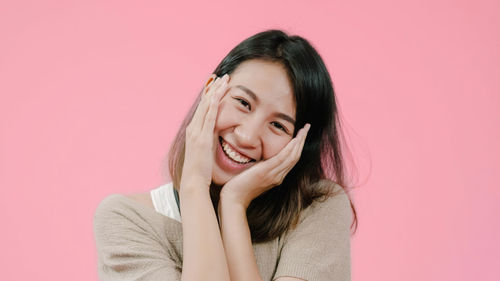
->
xmin=271 ymin=121 xmax=288 ymax=133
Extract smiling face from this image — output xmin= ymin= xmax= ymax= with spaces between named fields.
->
xmin=211 ymin=59 xmax=296 ymax=186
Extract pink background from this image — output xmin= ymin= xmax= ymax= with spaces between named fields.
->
xmin=1 ymin=0 xmax=498 ymax=280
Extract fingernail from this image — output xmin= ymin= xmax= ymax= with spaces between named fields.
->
xmin=205 ymin=77 xmax=214 ymax=87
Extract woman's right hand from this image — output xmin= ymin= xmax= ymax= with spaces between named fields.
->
xmin=180 ymin=73 xmax=230 ymax=191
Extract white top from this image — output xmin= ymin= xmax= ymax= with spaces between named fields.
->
xmin=150 ymin=182 xmax=182 ymax=222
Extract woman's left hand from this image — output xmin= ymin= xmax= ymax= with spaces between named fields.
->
xmin=220 ymin=123 xmax=311 ymax=209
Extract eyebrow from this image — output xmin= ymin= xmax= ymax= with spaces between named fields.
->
xmin=235 ymin=85 xmax=296 ymax=126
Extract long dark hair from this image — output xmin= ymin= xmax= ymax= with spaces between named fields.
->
xmin=167 ymin=29 xmax=358 ymax=242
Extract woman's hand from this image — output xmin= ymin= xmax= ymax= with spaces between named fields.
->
xmin=179 ymin=74 xmax=232 ymax=281
xmin=220 ymin=123 xmax=311 ymax=209
xmin=180 ymin=73 xmax=230 ymax=191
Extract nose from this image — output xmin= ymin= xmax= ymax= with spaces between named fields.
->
xmin=233 ymin=118 xmax=261 ymax=149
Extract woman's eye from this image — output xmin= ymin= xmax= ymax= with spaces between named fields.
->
xmin=235 ymin=98 xmax=251 ymax=110
xmin=271 ymin=121 xmax=288 ymax=133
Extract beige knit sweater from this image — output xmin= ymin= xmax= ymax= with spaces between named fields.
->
xmin=93 ymin=184 xmax=351 ymax=281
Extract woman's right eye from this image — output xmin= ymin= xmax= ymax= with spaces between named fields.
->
xmin=234 ymin=98 xmax=251 ymax=110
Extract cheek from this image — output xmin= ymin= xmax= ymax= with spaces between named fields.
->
xmin=262 ymin=135 xmax=291 ymax=159
xmin=215 ymin=101 xmax=239 ymax=130
xmin=214 ymin=102 xmax=230 ymax=130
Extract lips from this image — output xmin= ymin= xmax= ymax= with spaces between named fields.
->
xmin=213 ymin=136 xmax=255 ymax=176
xmin=219 ymin=137 xmax=256 ymax=164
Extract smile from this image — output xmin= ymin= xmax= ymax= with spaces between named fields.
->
xmin=219 ymin=137 xmax=255 ymax=164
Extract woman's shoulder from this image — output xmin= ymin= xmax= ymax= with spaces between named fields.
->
xmin=125 ymin=192 xmax=155 ymax=210
xmin=96 ymin=191 xmax=155 ymax=210
xmin=95 ymin=193 xmax=128 ymax=213
xmin=93 ymin=192 xmax=184 ymax=242
xmin=93 ymin=193 xmax=184 ymax=278
xmin=296 ymin=179 xmax=351 ymax=227
xmin=312 ymin=178 xmax=347 ymax=197
xmin=311 ymin=179 xmax=350 ymax=204
xmin=274 ymin=179 xmax=352 ymax=280
xmin=94 ymin=192 xmax=160 ymax=226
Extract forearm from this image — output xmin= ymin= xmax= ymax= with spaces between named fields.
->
xmin=180 ymin=182 xmax=230 ymax=281
xmin=218 ymin=197 xmax=263 ymax=281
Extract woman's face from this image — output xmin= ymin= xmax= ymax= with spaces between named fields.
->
xmin=211 ymin=59 xmax=296 ymax=186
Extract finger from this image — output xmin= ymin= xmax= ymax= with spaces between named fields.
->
xmin=203 ymin=74 xmax=229 ymax=112
xmin=203 ymin=74 xmax=217 ymax=94
xmin=275 ymin=140 xmax=299 ymax=172
xmin=295 ymin=123 xmax=310 ymax=158
xmin=206 ymin=75 xmax=223 ymax=96
xmin=214 ymin=74 xmax=230 ymax=102
xmin=270 ymin=124 xmax=310 ymax=176
xmin=268 ymin=139 xmax=300 ymax=185
xmin=287 ymin=124 xmax=310 ymax=166
xmin=266 ymin=137 xmax=299 ymax=173
xmin=199 ymin=75 xmax=223 ymax=114
xmin=193 ymin=74 xmax=228 ymax=133
xmin=207 ymin=74 xmax=228 ymax=98
xmin=202 ymin=74 xmax=229 ymax=135
xmin=273 ymin=141 xmax=302 ymax=183
xmin=254 ymin=124 xmax=310 ymax=186
xmin=190 ymin=76 xmax=222 ymax=132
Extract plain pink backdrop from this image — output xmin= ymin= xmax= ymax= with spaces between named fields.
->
xmin=1 ymin=0 xmax=498 ymax=280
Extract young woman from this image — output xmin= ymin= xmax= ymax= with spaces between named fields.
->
xmin=94 ymin=29 xmax=357 ymax=281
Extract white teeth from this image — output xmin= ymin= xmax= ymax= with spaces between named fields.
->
xmin=221 ymin=140 xmax=251 ymax=164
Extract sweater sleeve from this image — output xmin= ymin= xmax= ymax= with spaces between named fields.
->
xmin=273 ymin=187 xmax=352 ymax=281
xmin=93 ymin=194 xmax=182 ymax=281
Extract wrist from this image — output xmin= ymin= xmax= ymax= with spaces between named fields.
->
xmin=219 ymin=189 xmax=249 ymax=210
xmin=218 ymin=196 xmax=247 ymax=219
xmin=179 ymin=180 xmax=210 ymax=197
